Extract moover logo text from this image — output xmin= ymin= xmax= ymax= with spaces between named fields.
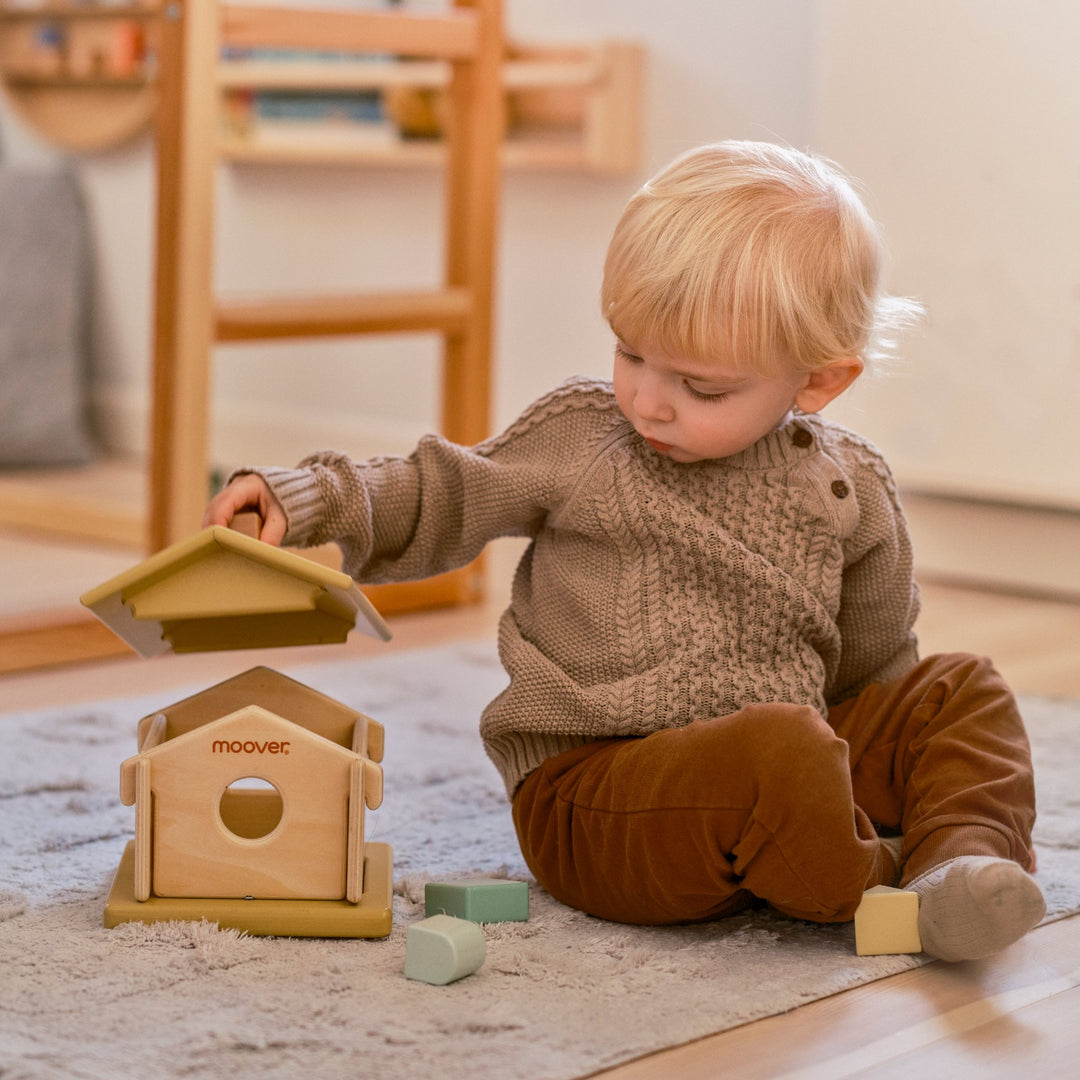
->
xmin=211 ymin=739 xmax=291 ymax=755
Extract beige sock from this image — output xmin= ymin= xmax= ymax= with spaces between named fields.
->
xmin=876 ymin=834 xmax=904 ymax=886
xmin=905 ymin=855 xmax=1046 ymax=962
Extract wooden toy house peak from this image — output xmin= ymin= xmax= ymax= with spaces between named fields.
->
xmin=135 ymin=665 xmax=384 ymax=761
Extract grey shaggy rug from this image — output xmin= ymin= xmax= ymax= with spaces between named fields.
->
xmin=2 ymin=640 xmax=1080 ymax=1080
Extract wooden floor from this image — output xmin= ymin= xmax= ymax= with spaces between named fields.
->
xmin=3 ymin=540 xmax=1080 ymax=1079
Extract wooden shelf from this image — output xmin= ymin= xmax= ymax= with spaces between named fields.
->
xmin=0 ymin=1 xmax=159 ymax=151
xmin=0 ymin=3 xmax=641 ymax=171
xmin=3 ymin=69 xmax=149 ymax=86
xmin=216 ymin=54 xmax=608 ymax=92
xmin=0 ymin=2 xmax=158 ymax=21
xmin=220 ymin=129 xmax=610 ymax=172
xmin=219 ymin=40 xmax=644 ymax=174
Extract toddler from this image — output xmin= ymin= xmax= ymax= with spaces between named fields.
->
xmin=205 ymin=141 xmax=1044 ymax=961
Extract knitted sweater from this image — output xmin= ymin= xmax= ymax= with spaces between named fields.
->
xmin=251 ymin=376 xmax=920 ymax=798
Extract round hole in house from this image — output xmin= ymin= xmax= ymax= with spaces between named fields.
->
xmin=218 ymin=776 xmax=284 ymax=840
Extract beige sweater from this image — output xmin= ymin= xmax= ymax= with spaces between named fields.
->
xmin=250 ymin=376 xmax=920 ymax=798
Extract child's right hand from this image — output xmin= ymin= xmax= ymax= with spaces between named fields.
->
xmin=202 ymin=474 xmax=287 ymax=546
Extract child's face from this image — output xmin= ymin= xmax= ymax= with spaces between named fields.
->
xmin=612 ymin=338 xmax=810 ymax=463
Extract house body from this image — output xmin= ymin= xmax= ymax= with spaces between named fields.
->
xmin=119 ymin=667 xmax=384 ymax=903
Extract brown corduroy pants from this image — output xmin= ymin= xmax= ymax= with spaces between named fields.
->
xmin=511 ymin=653 xmax=1036 ymax=926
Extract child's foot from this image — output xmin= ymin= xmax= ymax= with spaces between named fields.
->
xmin=905 ymin=855 xmax=1046 ymax=962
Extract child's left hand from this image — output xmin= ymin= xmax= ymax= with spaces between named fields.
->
xmin=202 ymin=474 xmax=287 ymax=546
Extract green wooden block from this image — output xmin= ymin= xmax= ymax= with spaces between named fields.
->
xmin=425 ymin=878 xmax=529 ymax=923
xmin=404 ymin=914 xmax=486 ymax=985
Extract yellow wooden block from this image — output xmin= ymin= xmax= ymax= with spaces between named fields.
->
xmin=854 ymin=885 xmax=922 ymax=956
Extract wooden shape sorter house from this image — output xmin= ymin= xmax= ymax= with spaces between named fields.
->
xmin=103 ymin=667 xmax=394 ymax=938
xmin=85 ymin=525 xmax=397 ymax=938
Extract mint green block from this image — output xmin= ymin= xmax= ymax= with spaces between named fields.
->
xmin=425 ymin=878 xmax=529 ymax=923
xmin=404 ymin=914 xmax=486 ymax=986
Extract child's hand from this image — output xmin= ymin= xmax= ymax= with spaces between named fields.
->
xmin=202 ymin=474 xmax=287 ymax=546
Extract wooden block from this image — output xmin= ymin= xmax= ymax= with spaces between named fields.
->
xmin=854 ymin=885 xmax=922 ymax=956
xmin=404 ymin=914 xmax=486 ymax=985
xmin=229 ymin=511 xmax=263 ymax=539
xmin=425 ymin=878 xmax=529 ymax=923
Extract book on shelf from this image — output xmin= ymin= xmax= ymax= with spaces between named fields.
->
xmin=255 ymin=89 xmax=383 ymax=123
xmin=224 ymin=88 xmax=395 ymax=147
xmin=221 ymin=46 xmax=397 ymax=145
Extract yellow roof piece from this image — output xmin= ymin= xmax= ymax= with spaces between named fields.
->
xmin=80 ymin=526 xmax=391 ymax=657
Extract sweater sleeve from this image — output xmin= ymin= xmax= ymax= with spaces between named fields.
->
xmin=827 ymin=449 xmax=921 ymax=704
xmin=238 ymin=377 xmax=621 ymax=585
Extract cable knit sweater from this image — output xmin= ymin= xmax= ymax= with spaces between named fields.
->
xmin=249 ymin=376 xmax=920 ymax=798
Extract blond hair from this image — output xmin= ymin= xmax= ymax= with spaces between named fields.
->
xmin=601 ymin=141 xmax=922 ymax=376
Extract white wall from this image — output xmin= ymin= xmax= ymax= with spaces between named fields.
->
xmin=815 ymin=0 xmax=1080 ymax=509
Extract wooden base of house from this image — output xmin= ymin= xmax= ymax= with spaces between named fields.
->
xmin=103 ymin=840 xmax=394 ymax=938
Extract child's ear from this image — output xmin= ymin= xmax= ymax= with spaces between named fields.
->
xmin=794 ymin=357 xmax=863 ymax=414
